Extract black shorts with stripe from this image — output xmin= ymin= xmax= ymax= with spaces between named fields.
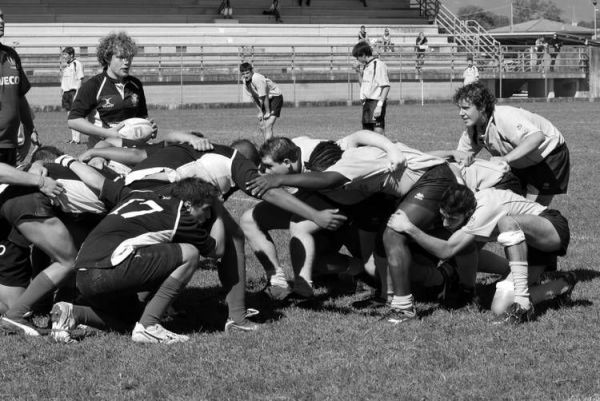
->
xmin=512 ymin=144 xmax=570 ymax=195
xmin=264 ymin=95 xmax=284 ymax=117
xmin=0 ymin=239 xmax=32 ymax=287
xmin=362 ymin=99 xmax=386 ymax=130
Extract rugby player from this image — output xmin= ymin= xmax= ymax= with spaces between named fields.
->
xmin=387 ymin=184 xmax=574 ymax=324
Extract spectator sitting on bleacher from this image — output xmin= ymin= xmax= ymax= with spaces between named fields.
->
xmin=217 ymin=0 xmax=233 ymax=19
xmin=381 ymin=28 xmax=393 ymax=52
xmin=263 ymin=0 xmax=283 ymax=23
xmin=358 ymin=25 xmax=368 ymax=42
xmin=415 ymin=32 xmax=428 ymax=71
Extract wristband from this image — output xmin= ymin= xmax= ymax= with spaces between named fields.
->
xmin=55 ymin=155 xmax=76 ymax=168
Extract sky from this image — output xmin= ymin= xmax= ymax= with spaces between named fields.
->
xmin=443 ymin=0 xmax=598 ymax=24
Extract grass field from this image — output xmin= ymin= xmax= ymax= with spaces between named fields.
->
xmin=2 ymin=102 xmax=600 ymax=400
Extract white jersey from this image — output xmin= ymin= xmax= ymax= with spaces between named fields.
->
xmin=326 ymin=142 xmax=445 ymax=198
xmin=462 ymin=65 xmax=479 ymax=85
xmin=461 ymin=188 xmax=546 ymax=241
xmin=359 ymin=58 xmax=390 ymax=101
xmin=457 ymin=105 xmax=564 ymax=169
xmin=453 ymin=158 xmax=510 ymax=192
xmin=243 ymin=72 xmax=282 ymax=101
xmin=61 ymin=59 xmax=84 ymax=92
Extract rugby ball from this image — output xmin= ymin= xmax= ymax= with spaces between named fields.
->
xmin=118 ymin=118 xmax=154 ymax=141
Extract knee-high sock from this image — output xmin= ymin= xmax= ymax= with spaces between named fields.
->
xmin=6 ymin=272 xmax=55 ymax=319
xmin=139 ymin=277 xmax=185 ymax=327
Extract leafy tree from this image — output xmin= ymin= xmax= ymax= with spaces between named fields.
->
xmin=457 ymin=5 xmax=509 ymax=29
xmin=512 ymin=0 xmax=564 ymax=23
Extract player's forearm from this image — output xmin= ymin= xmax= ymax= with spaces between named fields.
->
xmin=86 ymin=148 xmax=147 ymax=166
xmin=63 ymin=159 xmax=106 ymax=193
xmin=343 ymin=130 xmax=396 ymax=152
xmin=208 ymin=214 xmax=226 ymax=259
xmin=404 ymin=225 xmax=459 ymax=260
xmin=0 ymin=163 xmax=43 ymax=187
xmin=277 ymin=172 xmax=347 ymax=190
xmin=18 ymin=97 xmax=35 ymax=134
xmin=379 ymin=86 xmax=390 ymax=103
xmin=68 ymin=118 xmax=117 ymax=139
xmin=503 ymin=132 xmax=545 ymax=165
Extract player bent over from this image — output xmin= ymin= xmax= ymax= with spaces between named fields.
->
xmin=387 ymin=184 xmax=574 ymax=324
xmin=50 ymin=161 xmax=226 ymax=344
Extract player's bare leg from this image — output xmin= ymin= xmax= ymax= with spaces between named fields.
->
xmin=289 ymin=220 xmax=321 ymax=297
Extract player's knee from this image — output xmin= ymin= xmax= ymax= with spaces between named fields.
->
xmin=383 ymin=227 xmax=409 ymax=250
xmin=239 ymin=208 xmax=257 ymax=234
xmin=497 ymin=215 xmax=519 ymax=232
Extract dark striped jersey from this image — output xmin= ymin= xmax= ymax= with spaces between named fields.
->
xmin=0 ymin=44 xmax=31 ymax=148
xmin=75 ymin=179 xmax=215 ymax=269
xmin=45 ymin=163 xmax=106 ymax=214
xmin=68 ymin=71 xmax=148 ymax=128
xmin=124 ymin=143 xmax=260 ymax=200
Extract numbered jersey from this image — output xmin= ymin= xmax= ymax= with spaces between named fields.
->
xmin=75 ymin=179 xmax=215 ymax=269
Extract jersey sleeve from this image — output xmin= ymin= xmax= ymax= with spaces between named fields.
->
xmin=134 ymin=79 xmax=149 ymax=118
xmin=252 ymin=74 xmax=268 ymax=97
xmin=375 ymin=61 xmax=390 ymax=88
xmin=99 ymin=178 xmax=131 ymax=210
xmin=460 ymin=202 xmax=506 ymax=238
xmin=173 ymin=214 xmax=216 ymax=256
xmin=12 ymin=50 xmax=31 ymax=96
xmin=68 ymin=78 xmax=98 ymax=120
xmin=230 ymin=152 xmax=261 ymax=197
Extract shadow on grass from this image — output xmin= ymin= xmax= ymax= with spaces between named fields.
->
xmin=167 ymin=286 xmax=285 ymax=334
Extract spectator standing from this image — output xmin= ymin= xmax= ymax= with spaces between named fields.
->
xmin=60 ymin=47 xmax=85 ymax=144
xmin=217 ymin=0 xmax=233 ymax=19
xmin=352 ymin=41 xmax=390 ymax=135
xmin=262 ymin=0 xmax=283 ymax=23
xmin=0 ymin=8 xmax=35 ymax=166
xmin=462 ymin=55 xmax=479 ymax=85
xmin=358 ymin=25 xmax=368 ymax=42
xmin=381 ymin=28 xmax=393 ymax=52
xmin=415 ymin=31 xmax=428 ymax=71
xmin=240 ymin=62 xmax=283 ymax=141
xmin=535 ymin=36 xmax=546 ymax=71
xmin=548 ymin=33 xmax=562 ymax=72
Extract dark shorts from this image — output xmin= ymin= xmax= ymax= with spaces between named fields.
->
xmin=286 ymin=190 xmax=396 ymax=232
xmin=395 ymin=163 xmax=457 ymax=232
xmin=264 ymin=95 xmax=283 ymax=118
xmin=62 ymin=90 xmax=76 ymax=111
xmin=512 ymin=144 xmax=570 ymax=195
xmin=493 ymin=171 xmax=525 ymax=195
xmin=0 ymin=189 xmax=56 ymax=247
xmin=362 ymin=99 xmax=386 ymax=130
xmin=0 ymin=239 xmax=32 ymax=287
xmin=76 ymin=243 xmax=183 ymax=311
xmin=0 ymin=148 xmax=17 ymax=166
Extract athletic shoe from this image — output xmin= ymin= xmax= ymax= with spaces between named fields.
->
xmin=292 ymin=277 xmax=314 ymax=298
xmin=50 ymin=302 xmax=77 ymax=343
xmin=541 ymin=271 xmax=577 ymax=301
xmin=131 ymin=322 xmax=189 ymax=344
xmin=0 ymin=315 xmax=43 ymax=336
xmin=380 ymin=306 xmax=417 ymax=325
xmin=492 ymin=302 xmax=535 ymax=325
xmin=224 ymin=318 xmax=259 ymax=334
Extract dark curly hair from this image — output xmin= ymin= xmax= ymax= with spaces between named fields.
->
xmin=352 ymin=41 xmax=373 ymax=58
xmin=440 ymin=184 xmax=477 ymax=218
xmin=452 ymin=82 xmax=496 ymax=118
xmin=305 ymin=141 xmax=343 ymax=172
xmin=96 ymin=32 xmax=138 ymax=69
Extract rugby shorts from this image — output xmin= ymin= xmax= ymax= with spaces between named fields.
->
xmin=264 ymin=95 xmax=284 ymax=117
xmin=0 ymin=239 xmax=32 ymax=287
xmin=361 ymin=99 xmax=386 ymax=130
xmin=61 ymin=90 xmax=76 ymax=111
xmin=512 ymin=144 xmax=570 ymax=195
xmin=393 ymin=163 xmax=457 ymax=232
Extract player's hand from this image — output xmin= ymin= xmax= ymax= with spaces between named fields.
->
xmin=31 ymin=129 xmax=41 ymax=147
xmin=187 ymin=136 xmax=213 ymax=151
xmin=148 ymin=118 xmax=159 ymax=139
xmin=386 ymin=210 xmax=413 ymax=233
xmin=257 ymin=111 xmax=264 ymax=120
xmin=453 ymin=150 xmax=474 ymax=166
xmin=373 ymin=105 xmax=382 ymax=118
xmin=38 ymin=176 xmax=64 ymax=198
xmin=387 ymin=149 xmax=407 ymax=173
xmin=246 ymin=174 xmax=283 ymax=198
xmin=28 ymin=161 xmax=47 ymax=177
xmin=263 ymin=111 xmax=271 ymax=119
xmin=108 ymin=122 xmax=125 ymax=139
xmin=314 ymin=209 xmax=348 ymax=231
xmin=88 ymin=157 xmax=107 ymax=170
xmin=78 ymin=150 xmax=96 ymax=162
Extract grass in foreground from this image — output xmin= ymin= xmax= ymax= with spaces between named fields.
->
xmin=2 ymin=102 xmax=600 ymax=400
